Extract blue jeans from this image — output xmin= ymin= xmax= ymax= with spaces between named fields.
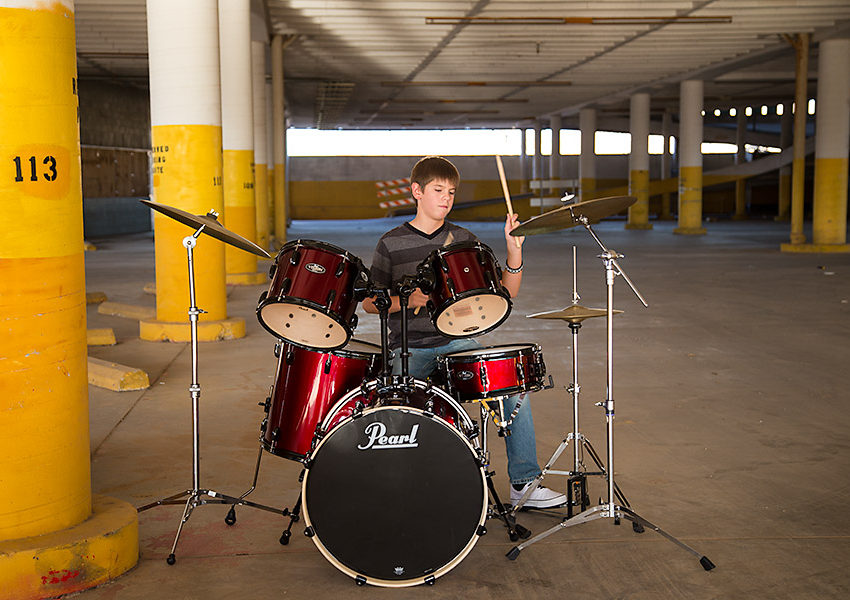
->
xmin=392 ymin=338 xmax=541 ymax=485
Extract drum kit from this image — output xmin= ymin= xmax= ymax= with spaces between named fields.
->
xmin=137 ymin=194 xmax=714 ymax=587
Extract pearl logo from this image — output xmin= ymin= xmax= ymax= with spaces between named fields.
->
xmin=357 ymin=421 xmax=420 ymax=450
xmin=305 ymin=263 xmax=326 ymax=274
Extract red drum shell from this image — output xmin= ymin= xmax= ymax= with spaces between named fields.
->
xmin=258 ymin=240 xmax=369 ymax=350
xmin=438 ymin=343 xmax=546 ymax=401
xmin=261 ymin=340 xmax=384 ymax=461
xmin=421 ymin=241 xmax=511 ymax=338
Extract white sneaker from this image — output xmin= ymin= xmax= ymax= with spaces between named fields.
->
xmin=510 ymin=481 xmax=567 ymax=509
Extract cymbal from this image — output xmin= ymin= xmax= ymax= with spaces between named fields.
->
xmin=510 ymin=195 xmax=636 ymax=237
xmin=527 ymin=304 xmax=623 ymax=323
xmin=140 ymin=199 xmax=271 ymax=258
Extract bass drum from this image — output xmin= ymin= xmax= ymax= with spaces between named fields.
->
xmin=302 ymin=379 xmax=487 ymax=587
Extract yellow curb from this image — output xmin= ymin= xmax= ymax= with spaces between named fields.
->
xmin=0 ymin=495 xmax=138 ymax=600
xmin=87 ymin=357 xmax=150 ymax=391
xmin=139 ymin=316 xmax=246 ymax=342
xmin=83 ymin=240 xmax=97 ymax=252
xmin=85 ymin=292 xmax=108 ymax=305
xmin=143 ymin=282 xmax=156 ymax=295
xmin=97 ymin=302 xmax=156 ymax=321
xmin=86 ymin=328 xmax=116 ymax=346
xmin=673 ymin=227 xmax=707 ymax=235
xmin=226 ymin=271 xmax=268 ymax=285
xmin=781 ymin=243 xmax=850 ymax=253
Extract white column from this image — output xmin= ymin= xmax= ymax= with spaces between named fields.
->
xmin=627 ymin=93 xmax=651 ymax=228
xmin=549 ymin=114 xmax=561 ymax=195
xmin=579 ymin=107 xmax=597 ymax=200
xmin=519 ymin=127 xmax=528 ymax=192
xmin=660 ymin=108 xmax=673 ymax=219
xmin=252 ymin=40 xmax=270 ymax=250
xmin=675 ymin=79 xmax=705 ymax=234
xmin=812 ymin=37 xmax=850 ymax=248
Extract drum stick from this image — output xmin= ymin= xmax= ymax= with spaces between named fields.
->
xmin=414 ymin=231 xmax=454 ymax=315
xmin=495 ymin=155 xmax=522 ymax=248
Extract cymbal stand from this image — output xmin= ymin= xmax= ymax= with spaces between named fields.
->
xmin=507 ymin=219 xmax=715 ymax=572
xmin=510 ymin=247 xmax=636 ymax=519
xmin=137 ymin=227 xmax=287 ymax=565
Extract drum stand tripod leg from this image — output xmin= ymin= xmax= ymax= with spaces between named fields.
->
xmin=479 ymin=404 xmax=530 ymax=542
xmin=279 ymin=471 xmax=305 ymax=545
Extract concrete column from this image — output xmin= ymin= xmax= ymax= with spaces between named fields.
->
xmin=0 ymin=2 xmax=137 ymax=596
xmin=271 ymin=35 xmax=287 ymax=246
xmin=811 ymin=37 xmax=850 ymax=250
xmin=220 ymin=0 xmax=262 ymax=284
xmin=786 ymin=33 xmax=810 ymax=247
xmin=532 ymin=120 xmax=542 ymax=182
xmin=675 ymin=80 xmax=706 ymax=235
xmin=734 ymin=112 xmax=748 ymax=219
xmin=252 ymin=41 xmax=270 ymax=250
xmin=627 ymin=93 xmax=652 ymax=229
xmin=266 ymin=79 xmax=275 ymax=239
xmin=660 ymin=108 xmax=673 ymax=219
xmin=141 ymin=0 xmax=244 ymax=341
xmin=579 ymin=108 xmax=597 ymax=200
xmin=519 ymin=127 xmax=528 ymax=192
xmin=549 ymin=114 xmax=562 ymax=195
xmin=777 ymin=103 xmax=792 ymax=220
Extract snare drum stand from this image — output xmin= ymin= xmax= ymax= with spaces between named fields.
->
xmin=506 ymin=218 xmax=715 ymax=572
xmin=137 ymin=227 xmax=287 ymax=565
xmin=399 ymin=276 xmax=530 ymax=542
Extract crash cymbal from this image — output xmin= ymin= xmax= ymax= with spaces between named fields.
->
xmin=140 ymin=199 xmax=271 ymax=258
xmin=510 ymin=195 xmax=636 ymax=237
xmin=527 ymin=304 xmax=623 ymax=323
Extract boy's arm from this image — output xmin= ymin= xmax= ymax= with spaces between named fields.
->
xmin=501 ymin=213 xmax=524 ymax=298
xmin=361 ymin=239 xmax=428 ymax=314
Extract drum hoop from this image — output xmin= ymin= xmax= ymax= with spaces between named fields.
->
xmin=439 ymin=343 xmax=541 ymax=364
xmin=301 ymin=401 xmax=488 ymax=587
xmin=276 ymin=238 xmax=364 ymax=269
xmin=434 ymin=239 xmax=491 ymax=257
xmin=326 ymin=339 xmax=385 ymax=360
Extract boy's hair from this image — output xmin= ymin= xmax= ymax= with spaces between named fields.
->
xmin=410 ymin=156 xmax=460 ymax=191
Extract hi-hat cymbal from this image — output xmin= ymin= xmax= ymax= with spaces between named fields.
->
xmin=140 ymin=199 xmax=271 ymax=258
xmin=527 ymin=304 xmax=623 ymax=323
xmin=510 ymin=195 xmax=636 ymax=237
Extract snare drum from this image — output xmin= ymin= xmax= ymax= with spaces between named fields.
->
xmin=303 ymin=379 xmax=486 ymax=587
xmin=418 ymin=241 xmax=511 ymax=338
xmin=438 ymin=343 xmax=547 ymax=401
xmin=257 ymin=240 xmax=370 ymax=350
xmin=260 ymin=339 xmax=385 ymax=461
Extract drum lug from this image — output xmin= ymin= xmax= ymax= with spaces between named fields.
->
xmin=516 ymin=363 xmax=525 ymax=385
xmin=285 ymin=347 xmax=294 ymax=365
xmin=476 ymin=525 xmax=488 ymax=536
xmin=446 ymin=277 xmax=456 ymax=298
xmin=334 ymin=260 xmax=345 ymax=278
xmin=349 ymin=313 xmax=358 ymax=330
xmin=325 ymin=288 xmax=336 ymax=308
xmin=258 ymin=290 xmax=268 ymax=304
xmin=424 ymin=575 xmax=436 ymax=586
xmin=259 ymin=417 xmax=267 ymax=433
xmin=304 ymin=526 xmax=314 ymax=538
xmin=289 ymin=250 xmax=300 ymax=266
xmin=438 ymin=254 xmax=450 ymax=273
xmin=268 ymin=262 xmax=276 ymax=279
xmin=479 ymin=364 xmax=488 ymax=389
xmin=280 ymin=277 xmax=291 ymax=295
xmin=273 ymin=341 xmax=282 ymax=358
xmin=354 ymin=575 xmax=366 ymax=586
xmin=324 ymin=356 xmax=332 ymax=374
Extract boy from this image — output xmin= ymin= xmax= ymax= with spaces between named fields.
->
xmin=362 ymin=156 xmax=565 ymax=509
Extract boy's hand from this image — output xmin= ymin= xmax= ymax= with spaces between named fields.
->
xmin=505 ymin=213 xmax=525 ymax=248
xmin=409 ymin=288 xmax=429 ymax=309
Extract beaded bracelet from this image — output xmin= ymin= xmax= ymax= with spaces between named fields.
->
xmin=504 ymin=261 xmax=523 ymax=274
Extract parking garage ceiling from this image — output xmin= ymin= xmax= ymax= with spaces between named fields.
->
xmin=74 ymin=1 xmax=850 ymax=129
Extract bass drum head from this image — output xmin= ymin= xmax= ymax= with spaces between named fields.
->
xmin=302 ymin=405 xmax=486 ymax=587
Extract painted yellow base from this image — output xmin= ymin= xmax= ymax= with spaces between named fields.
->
xmin=143 ymin=282 xmax=156 ymax=295
xmin=780 ymin=243 xmax=850 ymax=254
xmin=226 ymin=271 xmax=267 ymax=285
xmin=87 ymin=357 xmax=149 ymax=391
xmin=139 ymin=316 xmax=246 ymax=342
xmin=0 ymin=495 xmax=138 ymax=600
xmin=84 ymin=241 xmax=97 ymax=252
xmin=625 ymin=223 xmax=653 ymax=230
xmin=97 ymin=302 xmax=156 ymax=321
xmin=673 ymin=226 xmax=707 ymax=235
xmin=86 ymin=329 xmax=116 ymax=346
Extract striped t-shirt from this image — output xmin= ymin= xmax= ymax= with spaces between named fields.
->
xmin=370 ymin=221 xmax=477 ymax=348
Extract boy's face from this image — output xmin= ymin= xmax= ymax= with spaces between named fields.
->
xmin=412 ymin=178 xmax=456 ymax=222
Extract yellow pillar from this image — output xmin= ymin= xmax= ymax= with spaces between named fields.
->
xmin=627 ymin=92 xmax=652 ymax=229
xmin=777 ymin=103 xmax=792 ymax=220
xmin=674 ymin=80 xmax=707 ymax=235
xmin=252 ymin=40 xmax=270 ymax=252
xmin=271 ymin=35 xmax=287 ymax=246
xmin=810 ymin=38 xmax=850 ymax=251
xmin=141 ymin=0 xmax=245 ymax=342
xmin=785 ymin=33 xmax=810 ymax=247
xmin=265 ymin=79 xmax=275 ymax=240
xmin=0 ymin=2 xmax=137 ymax=598
xmin=579 ymin=108 xmax=597 ymax=201
xmin=660 ymin=109 xmax=673 ymax=220
xmin=220 ymin=0 xmax=263 ymax=285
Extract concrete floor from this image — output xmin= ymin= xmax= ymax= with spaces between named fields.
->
xmin=75 ymin=216 xmax=850 ymax=599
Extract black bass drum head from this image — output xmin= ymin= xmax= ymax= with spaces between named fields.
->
xmin=302 ymin=405 xmax=487 ymax=587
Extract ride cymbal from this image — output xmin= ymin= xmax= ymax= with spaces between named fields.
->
xmin=527 ymin=304 xmax=623 ymax=323
xmin=510 ymin=195 xmax=636 ymax=237
xmin=140 ymin=199 xmax=271 ymax=258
